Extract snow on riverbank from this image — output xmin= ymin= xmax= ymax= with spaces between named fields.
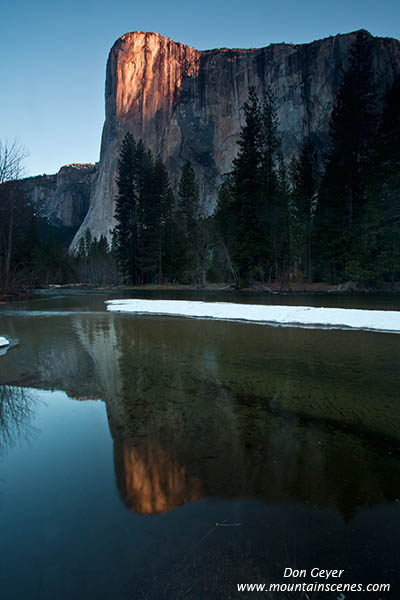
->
xmin=0 ymin=336 xmax=10 ymax=347
xmin=105 ymin=299 xmax=400 ymax=333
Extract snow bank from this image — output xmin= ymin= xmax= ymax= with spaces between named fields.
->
xmin=105 ymin=299 xmax=400 ymax=333
xmin=0 ymin=336 xmax=10 ymax=347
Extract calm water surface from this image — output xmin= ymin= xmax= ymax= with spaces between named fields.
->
xmin=1 ymin=290 xmax=400 ymax=599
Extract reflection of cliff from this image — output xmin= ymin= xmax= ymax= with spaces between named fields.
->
xmin=105 ymin=317 xmax=400 ymax=520
xmin=109 ymin=391 xmax=400 ymax=520
xmin=0 ymin=310 xmax=121 ymax=401
xmin=0 ymin=315 xmax=98 ymax=398
xmin=72 ymin=314 xmax=122 ymax=402
xmin=115 ymin=441 xmax=203 ymax=514
xmin=2 ymin=300 xmax=400 ymax=520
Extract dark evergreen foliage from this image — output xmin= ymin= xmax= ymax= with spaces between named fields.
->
xmin=75 ymin=230 xmax=118 ymax=285
xmin=313 ymin=31 xmax=379 ymax=281
xmin=345 ymin=73 xmax=400 ymax=285
xmin=290 ymin=138 xmax=319 ymax=281
xmin=215 ymin=86 xmax=287 ymax=285
xmin=114 ymin=133 xmax=138 ymax=282
xmin=175 ymin=160 xmax=210 ymax=285
xmin=113 ymin=133 xmax=176 ymax=284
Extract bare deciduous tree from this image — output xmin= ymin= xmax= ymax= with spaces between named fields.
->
xmin=0 ymin=139 xmax=28 ymax=184
xmin=0 ymin=139 xmax=29 ymax=292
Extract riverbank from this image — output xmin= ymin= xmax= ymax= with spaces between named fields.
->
xmin=0 ymin=286 xmax=32 ymax=303
xmin=1 ymin=280 xmax=399 ymax=303
xmin=45 ymin=280 xmax=400 ymax=295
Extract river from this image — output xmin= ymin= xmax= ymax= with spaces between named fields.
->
xmin=0 ymin=290 xmax=399 ymax=599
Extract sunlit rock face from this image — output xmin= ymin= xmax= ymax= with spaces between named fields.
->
xmin=71 ymin=30 xmax=400 ymax=248
xmin=109 ymin=391 xmax=397 ymax=521
xmin=115 ymin=441 xmax=203 ymax=514
xmin=20 ymin=163 xmax=95 ymax=231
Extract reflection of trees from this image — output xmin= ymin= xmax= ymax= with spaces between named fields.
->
xmin=101 ymin=316 xmax=400 ymax=520
xmin=0 ymin=385 xmax=39 ymax=454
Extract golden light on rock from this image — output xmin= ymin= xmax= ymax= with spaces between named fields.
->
xmin=118 ymin=441 xmax=204 ymax=515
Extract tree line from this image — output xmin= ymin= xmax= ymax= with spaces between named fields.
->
xmin=113 ymin=134 xmax=211 ymax=286
xmin=215 ymin=30 xmax=400 ymax=287
xmin=113 ymin=31 xmax=400 ymax=289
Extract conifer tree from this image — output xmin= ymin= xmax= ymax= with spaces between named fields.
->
xmin=215 ymin=86 xmax=284 ymax=284
xmin=176 ymin=161 xmax=202 ymax=280
xmin=290 ymin=138 xmax=319 ymax=281
xmin=231 ymin=86 xmax=265 ymax=282
xmin=272 ymin=155 xmax=291 ymax=279
xmin=313 ymin=31 xmax=378 ymax=281
xmin=348 ymin=73 xmax=400 ymax=284
xmin=260 ymin=91 xmax=283 ymax=280
xmin=177 ymin=161 xmax=201 ymax=235
xmin=214 ymin=174 xmax=238 ymax=281
xmin=114 ymin=133 xmax=137 ymax=282
xmin=140 ymin=158 xmax=174 ymax=282
xmin=135 ymin=145 xmax=156 ymax=282
xmin=175 ymin=161 xmax=212 ymax=286
xmin=114 ymin=133 xmax=176 ymax=284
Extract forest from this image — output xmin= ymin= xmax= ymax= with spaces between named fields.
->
xmin=1 ymin=31 xmax=399 ymax=296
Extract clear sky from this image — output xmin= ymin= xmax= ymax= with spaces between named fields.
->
xmin=1 ymin=0 xmax=399 ymax=177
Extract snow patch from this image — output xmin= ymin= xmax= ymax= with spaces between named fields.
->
xmin=0 ymin=336 xmax=10 ymax=347
xmin=105 ymin=299 xmax=400 ymax=333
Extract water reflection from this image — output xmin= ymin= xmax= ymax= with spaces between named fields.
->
xmin=1 ymin=304 xmax=400 ymax=522
xmin=73 ymin=314 xmax=400 ymax=520
xmin=1 ymin=296 xmax=400 ymax=598
xmin=0 ymin=385 xmax=39 ymax=454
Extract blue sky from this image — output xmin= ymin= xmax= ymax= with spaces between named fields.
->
xmin=1 ymin=0 xmax=399 ymax=176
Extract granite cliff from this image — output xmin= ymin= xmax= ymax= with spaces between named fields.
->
xmin=71 ymin=30 xmax=400 ymax=249
xmin=20 ymin=163 xmax=95 ymax=233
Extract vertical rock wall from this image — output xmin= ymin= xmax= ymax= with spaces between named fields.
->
xmin=70 ymin=30 xmax=400 ymax=250
xmin=20 ymin=163 xmax=95 ymax=232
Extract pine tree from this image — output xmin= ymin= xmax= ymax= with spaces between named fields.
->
xmin=380 ymin=73 xmax=400 ymax=163
xmin=215 ymin=86 xmax=284 ymax=285
xmin=176 ymin=161 xmax=201 ymax=278
xmin=139 ymin=158 xmax=174 ymax=282
xmin=114 ymin=133 xmax=177 ymax=284
xmin=259 ymin=91 xmax=283 ymax=281
xmin=153 ymin=160 xmax=174 ymax=282
xmin=313 ymin=31 xmax=378 ymax=282
xmin=114 ymin=133 xmax=137 ymax=282
xmin=177 ymin=161 xmax=201 ymax=235
xmin=77 ymin=237 xmax=86 ymax=260
xmin=348 ymin=73 xmax=400 ymax=285
xmin=290 ymin=138 xmax=319 ymax=281
xmin=272 ymin=155 xmax=291 ymax=279
xmin=231 ymin=86 xmax=265 ymax=282
xmin=214 ymin=174 xmax=238 ymax=282
xmin=135 ymin=145 xmax=156 ymax=282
